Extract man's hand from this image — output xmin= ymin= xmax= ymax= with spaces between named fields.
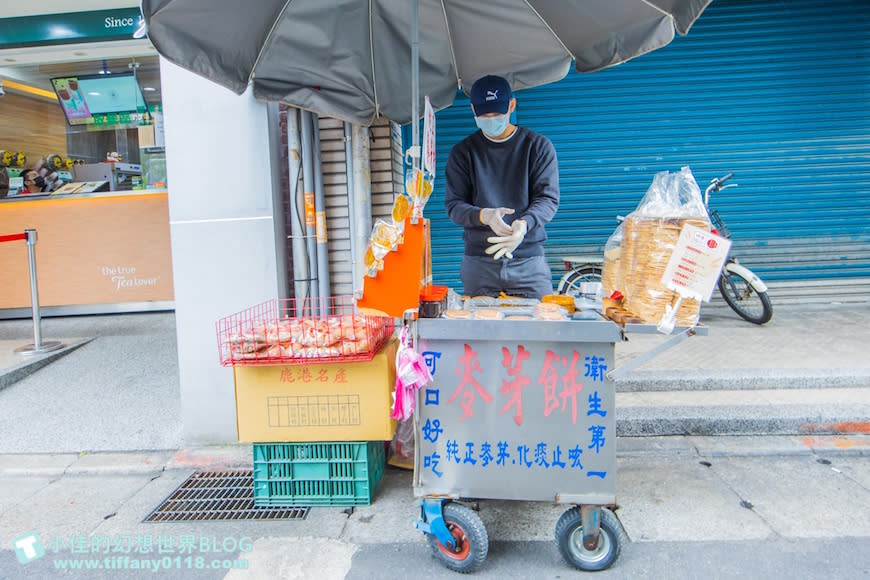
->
xmin=479 ymin=207 xmax=515 ymax=236
xmin=486 ymin=219 xmax=527 ymax=260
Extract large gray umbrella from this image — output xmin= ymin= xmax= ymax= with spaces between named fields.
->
xmin=142 ymin=0 xmax=712 ymax=127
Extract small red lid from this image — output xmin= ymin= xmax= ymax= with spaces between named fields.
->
xmin=420 ymin=284 xmax=448 ymax=301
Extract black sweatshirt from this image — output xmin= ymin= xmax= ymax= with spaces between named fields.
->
xmin=444 ymin=126 xmax=560 ymax=258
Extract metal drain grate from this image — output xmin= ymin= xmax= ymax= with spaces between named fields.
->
xmin=144 ymin=470 xmax=309 ymax=522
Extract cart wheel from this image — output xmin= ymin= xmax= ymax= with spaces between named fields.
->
xmin=426 ymin=502 xmax=488 ymax=574
xmin=555 ymin=506 xmax=626 ymax=571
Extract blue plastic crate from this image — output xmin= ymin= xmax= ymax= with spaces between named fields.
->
xmin=252 ymin=441 xmax=385 ymax=507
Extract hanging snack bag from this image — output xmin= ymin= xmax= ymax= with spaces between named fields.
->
xmin=363 ymin=196 xmax=413 ymax=278
xmin=363 ymin=244 xmax=384 ymax=278
xmin=405 ymin=167 xmax=434 ymax=218
xmin=363 ymin=220 xmax=399 ymax=278
xmin=392 ymin=193 xmax=411 ymax=223
xmin=391 ymin=193 xmax=411 ymax=243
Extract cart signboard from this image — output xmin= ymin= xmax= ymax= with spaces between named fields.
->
xmin=414 ymin=319 xmax=619 ymax=504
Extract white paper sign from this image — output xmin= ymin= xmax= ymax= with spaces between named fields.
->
xmin=422 ymin=96 xmax=436 ymax=175
xmin=661 ymin=223 xmax=732 ymax=302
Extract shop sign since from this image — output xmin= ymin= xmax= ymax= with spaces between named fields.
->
xmin=0 ymin=8 xmax=144 ymax=49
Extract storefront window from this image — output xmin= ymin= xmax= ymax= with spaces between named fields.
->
xmin=1 ymin=51 xmax=175 ymax=315
xmin=0 ymin=55 xmax=164 ymax=197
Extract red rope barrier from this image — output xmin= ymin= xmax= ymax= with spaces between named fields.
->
xmin=0 ymin=232 xmax=27 ymax=243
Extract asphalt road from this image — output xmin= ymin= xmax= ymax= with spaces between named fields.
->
xmin=348 ymin=537 xmax=870 ymax=580
xmin=2 ymin=440 xmax=868 ymax=579
xmin=5 ymin=537 xmax=867 ymax=579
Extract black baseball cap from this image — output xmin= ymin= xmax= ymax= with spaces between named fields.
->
xmin=470 ymin=75 xmax=512 ymax=116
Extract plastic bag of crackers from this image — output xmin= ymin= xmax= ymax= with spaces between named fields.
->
xmin=617 ymin=167 xmax=711 ymax=326
xmin=364 ymin=194 xmax=411 ymax=277
xmin=228 ymin=314 xmax=378 ymax=361
xmin=405 ymin=166 xmax=434 ymax=219
xmin=601 ymin=222 xmax=624 ymax=299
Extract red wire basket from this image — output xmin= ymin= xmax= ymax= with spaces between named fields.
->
xmin=216 ymin=296 xmax=395 ymax=367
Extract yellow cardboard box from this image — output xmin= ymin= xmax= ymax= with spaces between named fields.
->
xmin=233 ymin=338 xmax=397 ymax=442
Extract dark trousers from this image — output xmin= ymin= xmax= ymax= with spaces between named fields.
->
xmin=460 ymin=254 xmax=553 ymax=299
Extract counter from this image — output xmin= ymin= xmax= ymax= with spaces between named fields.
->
xmin=0 ymin=189 xmax=174 ymax=317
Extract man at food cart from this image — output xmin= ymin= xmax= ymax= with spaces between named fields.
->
xmin=444 ymin=74 xmax=560 ymax=299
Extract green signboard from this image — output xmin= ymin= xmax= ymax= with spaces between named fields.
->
xmin=88 ymin=104 xmax=162 ymax=128
xmin=0 ymin=9 xmax=144 ymax=49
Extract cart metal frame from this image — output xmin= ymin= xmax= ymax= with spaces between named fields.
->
xmin=408 ymin=312 xmax=704 ymax=572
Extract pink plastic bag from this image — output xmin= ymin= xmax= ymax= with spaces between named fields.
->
xmin=391 ymin=325 xmax=432 ymax=421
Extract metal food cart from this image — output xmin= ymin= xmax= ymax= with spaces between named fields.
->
xmin=410 ymin=312 xmax=700 ymax=573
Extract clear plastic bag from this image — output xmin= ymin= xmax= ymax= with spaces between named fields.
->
xmin=601 ymin=222 xmax=624 ymax=298
xmin=388 ymin=417 xmax=415 ymax=469
xmin=621 ymin=167 xmax=711 ymax=326
xmin=632 ymin=166 xmax=708 ymax=220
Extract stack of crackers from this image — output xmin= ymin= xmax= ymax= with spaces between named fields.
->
xmin=619 ymin=216 xmax=709 ymax=326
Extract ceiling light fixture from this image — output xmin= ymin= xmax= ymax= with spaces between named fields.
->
xmin=0 ymin=78 xmax=58 ymax=101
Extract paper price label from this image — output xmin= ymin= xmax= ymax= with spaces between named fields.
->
xmin=304 ymin=192 xmax=315 ymax=227
xmin=661 ymin=223 xmax=732 ymax=302
xmin=316 ymin=211 xmax=328 ymax=244
xmin=422 ymin=96 xmax=436 ymax=175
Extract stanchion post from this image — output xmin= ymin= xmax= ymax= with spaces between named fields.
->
xmin=14 ymin=229 xmax=64 ymax=356
xmin=27 ymin=229 xmax=43 ymax=347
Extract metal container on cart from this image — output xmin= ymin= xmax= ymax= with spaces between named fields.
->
xmin=412 ymin=314 xmax=627 ymax=572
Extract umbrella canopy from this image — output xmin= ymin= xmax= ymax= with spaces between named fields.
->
xmin=142 ymin=0 xmax=712 ymax=126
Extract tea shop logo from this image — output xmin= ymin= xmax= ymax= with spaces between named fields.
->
xmin=100 ymin=265 xmax=160 ymax=291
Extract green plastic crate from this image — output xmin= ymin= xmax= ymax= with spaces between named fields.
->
xmin=252 ymin=441 xmax=385 ymax=507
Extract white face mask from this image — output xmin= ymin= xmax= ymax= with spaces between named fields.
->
xmin=475 ymin=113 xmax=510 ymax=138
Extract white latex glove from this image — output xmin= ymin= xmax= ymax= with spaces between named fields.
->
xmin=479 ymin=207 xmax=515 ymax=236
xmin=486 ymin=219 xmax=528 ymax=260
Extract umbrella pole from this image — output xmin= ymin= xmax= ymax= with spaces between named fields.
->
xmin=409 ymin=0 xmax=434 ymax=290
xmin=410 ymin=0 xmax=420 ymax=172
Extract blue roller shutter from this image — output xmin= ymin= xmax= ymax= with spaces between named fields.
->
xmin=418 ymin=0 xmax=870 ymax=304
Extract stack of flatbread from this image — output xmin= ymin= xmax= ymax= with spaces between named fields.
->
xmin=602 ymin=246 xmax=621 ymax=297
xmin=621 ymin=216 xmax=709 ymax=326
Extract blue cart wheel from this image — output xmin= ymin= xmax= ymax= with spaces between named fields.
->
xmin=555 ymin=506 xmax=625 ymax=571
xmin=427 ymin=502 xmax=488 ymax=574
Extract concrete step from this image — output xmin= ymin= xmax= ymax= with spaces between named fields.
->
xmin=616 ymin=387 xmax=870 ymax=436
xmin=615 ymin=369 xmax=870 ymax=392
xmin=0 ymin=338 xmax=92 ymax=391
